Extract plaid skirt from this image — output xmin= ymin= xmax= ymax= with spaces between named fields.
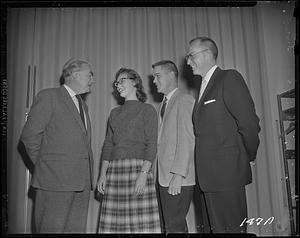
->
xmin=98 ymin=158 xmax=161 ymax=233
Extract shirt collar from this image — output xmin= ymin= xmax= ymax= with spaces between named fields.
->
xmin=165 ymin=88 xmax=178 ymax=101
xmin=203 ymin=65 xmax=218 ymax=83
xmin=63 ymin=84 xmax=77 ymax=98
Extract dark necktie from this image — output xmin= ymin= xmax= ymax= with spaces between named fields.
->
xmin=75 ymin=94 xmax=86 ymax=128
xmin=160 ymin=97 xmax=168 ymax=119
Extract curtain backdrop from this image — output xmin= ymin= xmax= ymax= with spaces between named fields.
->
xmin=7 ymin=2 xmax=295 ymax=235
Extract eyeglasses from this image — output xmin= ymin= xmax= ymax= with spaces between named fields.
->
xmin=114 ymin=77 xmax=134 ymax=87
xmin=185 ymin=49 xmax=208 ymax=61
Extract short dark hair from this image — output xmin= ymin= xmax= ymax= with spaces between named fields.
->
xmin=114 ymin=68 xmax=147 ymax=103
xmin=151 ymin=60 xmax=178 ymax=79
xmin=189 ymin=37 xmax=218 ymax=60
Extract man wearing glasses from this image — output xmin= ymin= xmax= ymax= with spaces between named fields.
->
xmin=187 ymin=37 xmax=260 ymax=233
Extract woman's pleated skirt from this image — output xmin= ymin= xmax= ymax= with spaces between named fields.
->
xmin=98 ymin=158 xmax=161 ymax=234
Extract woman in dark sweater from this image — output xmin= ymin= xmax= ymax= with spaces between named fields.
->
xmin=97 ymin=68 xmax=161 ymax=233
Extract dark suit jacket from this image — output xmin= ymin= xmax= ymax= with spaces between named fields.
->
xmin=21 ymin=86 xmax=94 ymax=192
xmin=192 ymin=67 xmax=260 ymax=192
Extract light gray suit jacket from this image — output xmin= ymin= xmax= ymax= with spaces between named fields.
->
xmin=154 ymin=89 xmax=195 ymax=187
xmin=21 ymin=86 xmax=94 ymax=192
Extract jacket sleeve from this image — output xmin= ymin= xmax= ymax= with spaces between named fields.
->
xmin=170 ymin=95 xmax=195 ymax=177
xmin=223 ymin=70 xmax=261 ymax=161
xmin=20 ymin=89 xmax=54 ymax=164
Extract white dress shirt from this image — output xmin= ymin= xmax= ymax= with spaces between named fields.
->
xmin=63 ymin=84 xmax=86 ymax=127
xmin=198 ymin=65 xmax=218 ymax=102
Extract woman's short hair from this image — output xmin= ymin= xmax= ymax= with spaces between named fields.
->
xmin=114 ymin=68 xmax=147 ymax=103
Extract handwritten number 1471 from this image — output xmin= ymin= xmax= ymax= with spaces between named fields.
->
xmin=240 ymin=217 xmax=274 ymax=226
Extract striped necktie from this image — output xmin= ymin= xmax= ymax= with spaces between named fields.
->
xmin=75 ymin=94 xmax=86 ymax=128
xmin=160 ymin=97 xmax=168 ymax=119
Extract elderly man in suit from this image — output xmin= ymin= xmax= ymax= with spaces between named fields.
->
xmin=187 ymin=36 xmax=260 ymax=233
xmin=152 ymin=60 xmax=195 ymax=233
xmin=20 ymin=58 xmax=95 ymax=233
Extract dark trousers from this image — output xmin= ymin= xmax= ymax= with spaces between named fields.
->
xmin=157 ymin=184 xmax=194 ymax=233
xmin=201 ymin=186 xmax=248 ymax=233
xmin=34 ymin=183 xmax=90 ymax=233
xmin=193 ymin=185 xmax=211 ymax=233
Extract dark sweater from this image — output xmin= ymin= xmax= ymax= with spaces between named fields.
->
xmin=101 ymin=100 xmax=158 ymax=163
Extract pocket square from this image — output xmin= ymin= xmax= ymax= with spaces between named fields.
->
xmin=204 ymin=99 xmax=216 ymax=105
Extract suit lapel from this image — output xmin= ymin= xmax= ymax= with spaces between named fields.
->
xmin=163 ymin=89 xmax=179 ymax=121
xmin=158 ymin=89 xmax=180 ymax=142
xmin=82 ymin=101 xmax=91 ymax=141
xmin=158 ymin=100 xmax=163 ymax=125
xmin=193 ymin=67 xmax=221 ymax=116
xmin=59 ymin=87 xmax=87 ymax=134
